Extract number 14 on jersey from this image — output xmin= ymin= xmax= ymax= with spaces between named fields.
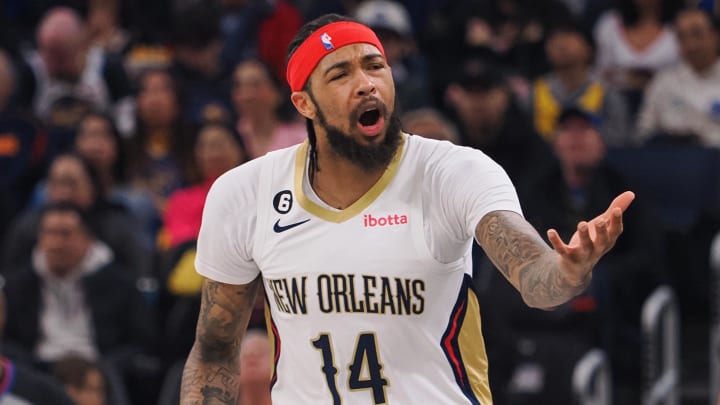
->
xmin=312 ymin=332 xmax=389 ymax=404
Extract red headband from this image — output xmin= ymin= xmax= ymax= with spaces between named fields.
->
xmin=286 ymin=21 xmax=386 ymax=92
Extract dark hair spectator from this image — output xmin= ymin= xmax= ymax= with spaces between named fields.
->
xmin=231 ymin=58 xmax=305 ymax=159
xmin=530 ymin=19 xmax=630 ymax=146
xmin=129 ymin=68 xmax=194 ymax=213
xmin=1 ymin=153 xmax=152 ymax=277
xmin=52 ymin=356 xmax=107 ymax=405
xmin=636 ymin=6 xmax=720 ymax=148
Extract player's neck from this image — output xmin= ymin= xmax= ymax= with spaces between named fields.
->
xmin=311 ymin=143 xmax=387 ymax=210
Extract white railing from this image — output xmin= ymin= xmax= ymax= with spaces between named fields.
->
xmin=642 ymin=286 xmax=680 ymax=405
xmin=573 ymin=348 xmax=612 ymax=405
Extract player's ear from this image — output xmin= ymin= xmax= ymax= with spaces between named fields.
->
xmin=291 ymin=91 xmax=316 ymax=120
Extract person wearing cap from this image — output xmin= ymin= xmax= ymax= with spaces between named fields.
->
xmin=180 ymin=14 xmax=634 ymax=404
xmin=531 ymin=21 xmax=629 ymax=146
xmin=353 ymin=0 xmax=433 ymax=111
xmin=514 ymin=106 xmax=663 ymax=404
xmin=445 ymin=58 xmax=554 ymax=184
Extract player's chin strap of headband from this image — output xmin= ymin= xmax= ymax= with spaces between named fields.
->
xmin=286 ymin=21 xmax=386 ymax=92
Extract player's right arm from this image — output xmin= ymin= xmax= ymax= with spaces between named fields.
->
xmin=180 ymin=277 xmax=261 ymax=404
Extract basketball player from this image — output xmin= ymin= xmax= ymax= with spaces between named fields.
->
xmin=180 ymin=14 xmax=634 ymax=405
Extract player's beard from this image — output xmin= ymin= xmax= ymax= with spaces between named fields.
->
xmin=313 ymin=96 xmax=402 ymax=173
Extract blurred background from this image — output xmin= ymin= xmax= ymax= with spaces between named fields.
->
xmin=0 ymin=0 xmax=718 ymax=404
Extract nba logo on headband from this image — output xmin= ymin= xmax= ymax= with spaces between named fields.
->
xmin=320 ymin=33 xmax=334 ymax=50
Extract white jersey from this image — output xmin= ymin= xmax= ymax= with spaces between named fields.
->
xmin=196 ymin=133 xmax=522 ymax=405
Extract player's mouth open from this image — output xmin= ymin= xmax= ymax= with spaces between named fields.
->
xmin=357 ymin=108 xmax=384 ymax=136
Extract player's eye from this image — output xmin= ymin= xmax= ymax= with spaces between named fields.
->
xmin=330 ymin=72 xmax=347 ymax=81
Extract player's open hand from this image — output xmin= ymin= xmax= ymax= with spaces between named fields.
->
xmin=546 ymin=191 xmax=635 ymax=284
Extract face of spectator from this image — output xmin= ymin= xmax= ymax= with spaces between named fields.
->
xmin=65 ymin=368 xmax=106 ymax=405
xmin=676 ymin=9 xmax=719 ymax=72
xmin=553 ymin=117 xmax=606 ymax=171
xmin=137 ymin=71 xmax=179 ymax=129
xmin=239 ymin=333 xmax=272 ymax=386
xmin=449 ymin=85 xmax=510 ymax=136
xmin=75 ymin=116 xmax=117 ymax=175
xmin=232 ymin=60 xmax=281 ymax=118
xmin=39 ymin=210 xmax=92 ymax=277
xmin=546 ymin=31 xmax=591 ymax=69
xmin=195 ymin=125 xmax=245 ymax=180
xmin=47 ymin=156 xmax=96 ymax=209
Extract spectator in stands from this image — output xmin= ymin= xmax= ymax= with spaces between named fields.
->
xmin=74 ymin=112 xmax=156 ymax=241
xmin=237 ymin=330 xmax=272 ymax=405
xmin=87 ymin=0 xmax=132 ymax=56
xmin=170 ymin=2 xmax=233 ymax=126
xmin=516 ymin=107 xmax=663 ymax=404
xmin=444 ymin=59 xmax=553 ymax=185
xmin=637 ymin=7 xmax=720 ymax=147
xmin=594 ymin=0 xmax=682 ymax=114
xmin=427 ymin=0 xmax=572 ymax=82
xmin=401 ymin=108 xmax=460 ymax=143
xmin=354 ymin=0 xmax=433 ymax=111
xmin=130 ymin=68 xmax=194 ymax=214
xmin=531 ymin=21 xmax=629 ymax=145
xmin=3 ymin=202 xmax=155 ymax=372
xmin=1 ymin=153 xmax=151 ymax=277
xmin=52 ymin=356 xmax=107 ymax=405
xmin=159 ymin=121 xmax=247 ymax=365
xmin=0 ymin=289 xmax=75 ymax=405
xmin=231 ymin=59 xmax=305 ymax=159
xmin=0 ymin=49 xmax=47 ymax=248
xmin=16 ymin=7 xmax=134 ymax=149
xmin=162 ymin=121 xmax=246 ymax=253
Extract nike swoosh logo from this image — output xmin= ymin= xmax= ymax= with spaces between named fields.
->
xmin=273 ymin=218 xmax=310 ymax=233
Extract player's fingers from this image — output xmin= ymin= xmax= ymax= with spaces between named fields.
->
xmin=594 ymin=217 xmax=610 ymax=251
xmin=547 ymin=228 xmax=569 ymax=255
xmin=607 ymin=207 xmax=624 ymax=237
xmin=577 ymin=221 xmax=593 ymax=252
xmin=605 ymin=191 xmax=635 ymax=215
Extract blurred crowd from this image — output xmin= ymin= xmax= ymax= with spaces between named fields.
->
xmin=0 ymin=0 xmax=718 ymax=404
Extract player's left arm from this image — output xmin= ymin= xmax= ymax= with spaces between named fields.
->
xmin=475 ymin=191 xmax=635 ymax=310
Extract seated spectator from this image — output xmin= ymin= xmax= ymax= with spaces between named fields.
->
xmin=593 ymin=0 xmax=682 ymax=114
xmin=354 ymin=0 xmax=433 ymax=111
xmin=637 ymin=7 xmax=720 ymax=148
xmin=401 ymin=108 xmax=460 ymax=143
xmin=444 ymin=59 xmax=554 ymax=185
xmin=162 ymin=121 xmax=246 ymax=253
xmin=129 ymin=68 xmax=194 ymax=214
xmin=0 ymin=289 xmax=75 ymax=405
xmin=31 ymin=111 xmax=157 ymax=248
xmin=516 ymin=107 xmax=663 ymax=404
xmin=2 ymin=153 xmax=151 ymax=277
xmin=15 ymin=7 xmax=134 ymax=152
xmin=0 ymin=49 xmax=47 ymax=247
xmin=52 ymin=356 xmax=107 ymax=405
xmin=231 ymin=59 xmax=305 ymax=159
xmin=3 ymin=202 xmax=155 ymax=372
xmin=531 ymin=21 xmax=629 ymax=145
xmin=237 ymin=330 xmax=272 ymax=405
xmin=170 ymin=3 xmax=233 ymax=126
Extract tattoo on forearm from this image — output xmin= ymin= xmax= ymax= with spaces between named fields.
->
xmin=180 ymin=277 xmax=262 ymax=404
xmin=477 ymin=212 xmax=587 ymax=309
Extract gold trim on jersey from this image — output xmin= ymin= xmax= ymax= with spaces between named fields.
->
xmin=458 ymin=289 xmax=493 ymax=404
xmin=294 ymin=134 xmax=406 ymax=223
